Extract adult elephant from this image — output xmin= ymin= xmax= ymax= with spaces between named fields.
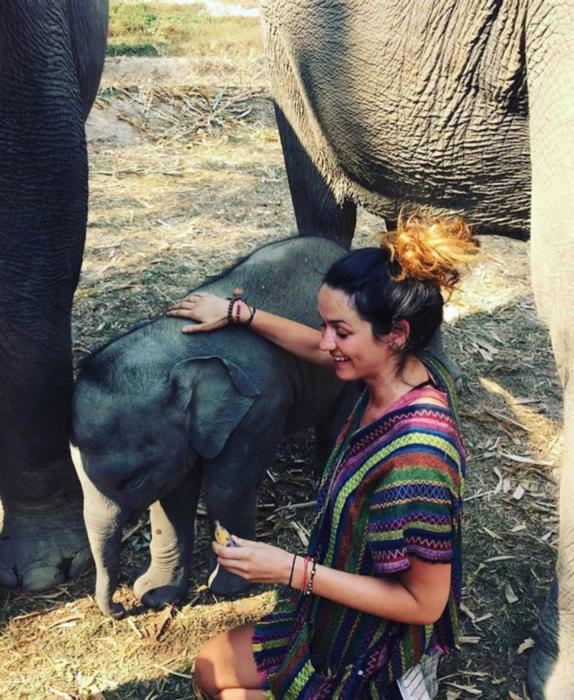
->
xmin=0 ymin=1 xmax=109 ymax=591
xmin=259 ymin=1 xmax=573 ymax=697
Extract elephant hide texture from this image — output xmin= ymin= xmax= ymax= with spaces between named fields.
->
xmin=261 ymin=0 xmax=530 ymax=238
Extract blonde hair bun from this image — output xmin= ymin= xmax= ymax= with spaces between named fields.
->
xmin=380 ymin=213 xmax=480 ymax=294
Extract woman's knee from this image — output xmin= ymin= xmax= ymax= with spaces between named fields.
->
xmin=194 ymin=626 xmax=259 ymax=697
xmin=195 ymin=635 xmax=221 ymax=696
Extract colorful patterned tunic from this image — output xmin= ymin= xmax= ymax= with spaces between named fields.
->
xmin=252 ymin=354 xmax=465 ymax=698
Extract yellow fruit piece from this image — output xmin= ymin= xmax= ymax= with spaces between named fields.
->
xmin=214 ymin=520 xmax=234 ymax=546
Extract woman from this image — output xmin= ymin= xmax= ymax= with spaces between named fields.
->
xmin=167 ymin=215 xmax=478 ymax=699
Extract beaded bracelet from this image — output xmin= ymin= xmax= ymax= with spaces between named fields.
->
xmin=305 ymin=558 xmax=317 ymax=596
xmin=226 ymin=296 xmax=239 ymax=325
xmin=302 ymin=555 xmax=312 ymax=594
xmin=234 ymin=298 xmax=243 ymax=325
xmin=226 ymin=289 xmax=256 ymax=327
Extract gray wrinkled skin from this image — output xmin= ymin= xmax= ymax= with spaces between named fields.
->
xmin=261 ymin=1 xmax=574 ymax=696
xmin=262 ymin=0 xmax=531 ymax=243
xmin=71 ymin=238 xmax=359 ymax=617
xmin=0 ymin=0 xmax=108 ymax=593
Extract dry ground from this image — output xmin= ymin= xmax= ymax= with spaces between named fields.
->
xmin=0 ymin=9 xmax=562 ymax=700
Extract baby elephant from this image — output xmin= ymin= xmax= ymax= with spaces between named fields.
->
xmin=71 ymin=237 xmax=358 ymax=617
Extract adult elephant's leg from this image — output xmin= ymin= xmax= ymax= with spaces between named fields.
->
xmin=274 ymin=105 xmax=357 ymax=248
xmin=68 ymin=0 xmax=109 ymax=118
xmin=526 ymin=1 xmax=574 ymax=696
xmin=134 ymin=470 xmax=202 ymax=609
xmin=0 ymin=1 xmax=107 ymax=591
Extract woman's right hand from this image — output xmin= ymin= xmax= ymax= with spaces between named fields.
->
xmin=167 ymin=292 xmax=229 ymax=333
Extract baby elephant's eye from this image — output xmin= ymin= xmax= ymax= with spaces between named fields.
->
xmin=118 ymin=471 xmax=146 ymax=491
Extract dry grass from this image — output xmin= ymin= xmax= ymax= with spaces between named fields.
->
xmin=0 ymin=12 xmax=562 ymax=699
xmin=107 ymin=2 xmax=262 ymax=60
xmin=103 ymin=1 xmax=266 ymax=87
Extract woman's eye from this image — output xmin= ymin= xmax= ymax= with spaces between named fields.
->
xmin=336 ymin=332 xmax=349 ymax=339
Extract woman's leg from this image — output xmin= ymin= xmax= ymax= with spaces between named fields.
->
xmin=194 ymin=625 xmax=265 ymax=699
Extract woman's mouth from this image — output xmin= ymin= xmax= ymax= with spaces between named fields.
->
xmin=333 ymin=354 xmax=350 ymax=364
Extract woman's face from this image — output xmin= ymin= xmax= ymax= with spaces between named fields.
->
xmin=317 ymin=284 xmax=395 ymax=383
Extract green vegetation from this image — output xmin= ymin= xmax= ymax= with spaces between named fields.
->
xmin=107 ymin=42 xmax=162 ymax=56
xmin=107 ymin=2 xmax=262 ymax=58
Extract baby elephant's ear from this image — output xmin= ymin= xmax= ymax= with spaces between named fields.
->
xmin=169 ymin=356 xmax=260 ymax=459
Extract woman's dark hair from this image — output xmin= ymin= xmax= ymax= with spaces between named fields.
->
xmin=324 ymin=214 xmax=479 ymax=367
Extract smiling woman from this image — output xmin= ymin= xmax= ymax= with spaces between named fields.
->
xmin=166 ymin=215 xmax=479 ymax=698
xmin=316 ymin=284 xmax=402 ymax=386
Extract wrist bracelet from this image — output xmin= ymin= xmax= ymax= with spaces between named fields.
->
xmin=226 ymin=288 xmax=256 ymax=328
xmin=302 ymin=556 xmax=309 ymax=593
xmin=227 ymin=295 xmax=240 ymax=325
xmin=234 ymin=298 xmax=242 ymax=325
xmin=288 ymin=554 xmax=297 ymax=588
xmin=305 ymin=558 xmax=317 ymax=596
xmin=302 ymin=555 xmax=314 ymax=594
xmin=243 ymin=304 xmax=256 ymax=327
xmin=227 ymin=288 xmax=243 ymax=326
xmin=234 ymin=299 xmax=256 ymax=327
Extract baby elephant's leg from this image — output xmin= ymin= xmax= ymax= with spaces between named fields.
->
xmin=134 ymin=470 xmax=200 ymax=608
xmin=203 ymin=416 xmax=285 ymax=595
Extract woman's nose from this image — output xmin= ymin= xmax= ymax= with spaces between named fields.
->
xmin=319 ymin=327 xmax=336 ymax=351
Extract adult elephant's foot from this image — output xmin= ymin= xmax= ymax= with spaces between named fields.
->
xmin=541 ymin=658 xmax=574 ymax=699
xmin=529 ymin=577 xmax=574 ymax=698
xmin=529 ymin=577 xmax=558 ymax=699
xmin=133 ymin=565 xmax=189 ymax=609
xmin=0 ymin=503 xmax=90 ymax=591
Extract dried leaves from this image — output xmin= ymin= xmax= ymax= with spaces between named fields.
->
xmin=95 ymin=85 xmax=271 ymax=145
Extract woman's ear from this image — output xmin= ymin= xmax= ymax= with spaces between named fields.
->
xmin=390 ymin=319 xmax=410 ymax=349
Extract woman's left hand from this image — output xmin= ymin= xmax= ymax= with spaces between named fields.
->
xmin=167 ymin=292 xmax=229 ymax=333
xmin=213 ymin=537 xmax=294 ymax=585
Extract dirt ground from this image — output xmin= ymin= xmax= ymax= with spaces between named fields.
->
xmin=0 ymin=46 xmax=562 ymax=700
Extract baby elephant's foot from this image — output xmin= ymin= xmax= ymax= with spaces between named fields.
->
xmin=134 ymin=567 xmax=188 ymax=609
xmin=208 ymin=562 xmax=250 ymax=595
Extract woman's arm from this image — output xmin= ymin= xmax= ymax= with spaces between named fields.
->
xmin=303 ymin=556 xmax=451 ymax=625
xmin=213 ymin=538 xmax=451 ymax=626
xmin=167 ymin=293 xmax=333 ymax=366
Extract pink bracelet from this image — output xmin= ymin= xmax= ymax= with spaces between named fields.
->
xmin=234 ymin=298 xmax=242 ymax=324
xmin=226 ymin=290 xmax=256 ymax=327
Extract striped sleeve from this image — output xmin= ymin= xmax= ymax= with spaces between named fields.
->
xmin=366 ymin=453 xmax=458 ymax=576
